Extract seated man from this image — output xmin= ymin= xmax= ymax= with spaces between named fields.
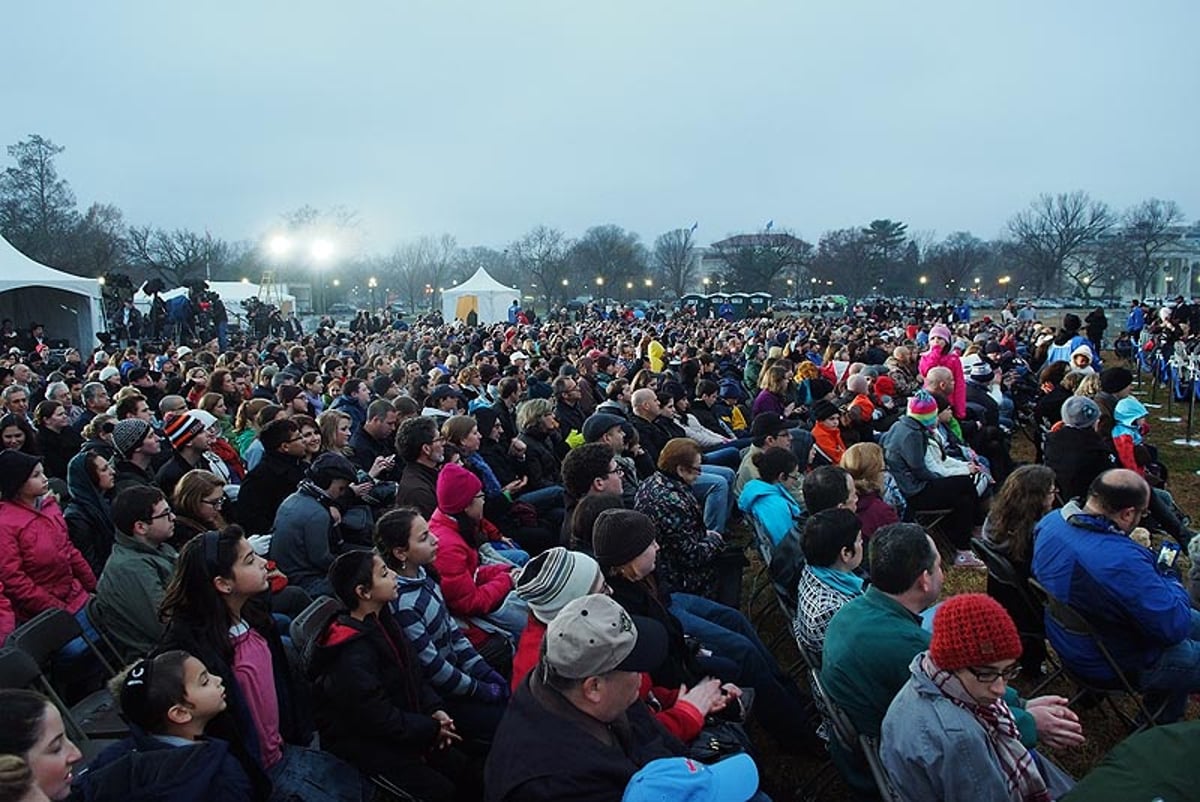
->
xmin=1032 ymin=468 xmax=1200 ymax=723
xmin=881 ymin=594 xmax=1076 ymax=802
xmin=823 ymin=523 xmax=1081 ymax=799
xmin=483 ymin=594 xmax=680 ymax=802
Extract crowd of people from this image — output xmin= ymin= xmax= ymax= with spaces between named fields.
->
xmin=0 ymin=293 xmax=1197 ymax=801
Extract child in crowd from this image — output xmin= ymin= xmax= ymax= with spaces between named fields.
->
xmin=158 ymin=526 xmax=368 ymax=802
xmin=376 ymin=507 xmax=511 ymax=742
xmin=309 ymin=549 xmax=479 ymax=802
xmin=75 ymin=649 xmax=259 ymax=801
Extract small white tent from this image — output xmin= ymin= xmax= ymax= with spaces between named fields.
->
xmin=441 ymin=268 xmax=520 ymax=324
xmin=0 ymin=235 xmax=104 ymax=349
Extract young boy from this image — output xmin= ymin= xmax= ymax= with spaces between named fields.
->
xmin=73 ymin=650 xmax=261 ymax=801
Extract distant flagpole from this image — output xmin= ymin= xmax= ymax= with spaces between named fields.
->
xmin=765 ymin=220 xmax=774 ymax=233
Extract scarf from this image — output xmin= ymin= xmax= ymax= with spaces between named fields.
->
xmin=921 ymin=653 xmax=1050 ymax=802
xmin=811 ymin=423 xmax=846 ymax=464
xmin=807 ymin=565 xmax=864 ymax=598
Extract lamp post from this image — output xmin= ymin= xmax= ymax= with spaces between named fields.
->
xmin=368 ymin=276 xmax=378 ymax=311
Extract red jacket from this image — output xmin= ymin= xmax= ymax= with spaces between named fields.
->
xmin=0 ymin=581 xmax=14 ymax=643
xmin=428 ymin=508 xmax=513 ymax=620
xmin=0 ymin=497 xmax=96 ymax=622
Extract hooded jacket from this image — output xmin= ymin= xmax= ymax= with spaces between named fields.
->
xmin=268 ymin=481 xmax=343 ymax=594
xmin=308 ymin=610 xmax=442 ymax=775
xmin=64 ymin=449 xmax=118 ymax=575
xmin=429 ymin=508 xmax=515 ymax=621
xmin=93 ymin=531 xmax=177 ymax=662
xmin=236 ymin=451 xmax=306 ymax=537
xmin=917 ymin=342 xmax=967 ymax=419
xmin=738 ymin=478 xmax=801 ymax=546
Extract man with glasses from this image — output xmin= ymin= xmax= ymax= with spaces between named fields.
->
xmin=397 ymin=416 xmax=445 ymax=518
xmin=1034 ymin=468 xmax=1200 ymax=724
xmin=93 ymin=486 xmax=179 ymax=661
xmin=237 ymin=418 xmax=308 ymax=537
xmin=823 ymin=524 xmax=1078 ymax=798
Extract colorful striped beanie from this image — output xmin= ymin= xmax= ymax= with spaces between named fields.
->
xmin=907 ymin=390 xmax=939 ymax=428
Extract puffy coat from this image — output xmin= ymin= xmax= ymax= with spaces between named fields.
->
xmin=738 ymin=479 xmax=801 ymax=546
xmin=0 ymin=497 xmax=95 ymax=621
xmin=429 ymin=509 xmax=515 ymax=619
xmin=308 ymin=610 xmax=442 ymax=776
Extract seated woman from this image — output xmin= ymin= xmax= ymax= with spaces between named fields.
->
xmin=633 ymin=438 xmax=738 ymax=607
xmin=309 ymin=550 xmax=476 ymax=802
xmin=841 ymin=442 xmax=901 ymax=541
xmin=881 ymin=391 xmax=986 ymax=569
xmin=0 ymin=451 xmax=97 ymax=649
xmin=737 ymin=446 xmax=802 ymax=548
xmin=429 ymin=463 xmax=528 ymax=646
xmin=0 ymin=689 xmax=83 ymax=802
xmin=376 ymin=507 xmax=510 ymax=743
xmin=63 ymin=447 xmax=118 ymax=575
xmin=594 ymin=507 xmax=819 ymax=751
xmin=793 ymin=508 xmax=865 ymax=657
xmin=33 ymin=401 xmax=83 ymax=481
xmin=881 ymin=594 xmax=1077 ymax=802
xmin=982 ymin=465 xmax=1057 ymax=678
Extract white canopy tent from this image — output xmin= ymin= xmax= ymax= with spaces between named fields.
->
xmin=0 ymin=235 xmax=104 ymax=349
xmin=441 ymin=268 xmax=520 ymax=324
xmin=135 ymin=281 xmax=297 ymax=318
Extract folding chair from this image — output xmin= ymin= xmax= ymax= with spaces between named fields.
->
xmin=7 ymin=610 xmax=128 ymax=741
xmin=1027 ymin=578 xmax=1169 ymax=733
xmin=911 ymin=508 xmax=955 ymax=559
xmin=969 ymin=537 xmax=1063 ymax=696
xmin=811 ymin=669 xmax=900 ymax=802
xmin=288 ymin=595 xmax=341 ymax=670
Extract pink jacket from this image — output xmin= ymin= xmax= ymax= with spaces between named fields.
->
xmin=918 ymin=344 xmax=966 ymax=419
xmin=0 ymin=497 xmax=96 ymax=622
xmin=428 ymin=508 xmax=514 ymax=620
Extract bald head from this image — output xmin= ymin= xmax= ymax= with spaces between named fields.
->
xmin=892 ymin=346 xmax=911 ymax=363
xmin=631 ymin=388 xmax=659 ymax=420
xmin=924 ymin=366 xmax=953 ymax=394
xmin=1084 ymin=469 xmax=1150 ymax=533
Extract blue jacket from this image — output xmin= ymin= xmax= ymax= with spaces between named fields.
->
xmin=1127 ymin=306 xmax=1146 ymax=332
xmin=1031 ymin=503 xmax=1193 ymax=681
xmin=738 ymin=479 xmax=801 ymax=546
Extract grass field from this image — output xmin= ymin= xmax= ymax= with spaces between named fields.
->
xmin=740 ymin=356 xmax=1200 ymax=801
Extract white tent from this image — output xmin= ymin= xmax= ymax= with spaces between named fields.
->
xmin=135 ymin=281 xmax=297 ymax=319
xmin=441 ymin=268 xmax=520 ymax=324
xmin=0 ymin=235 xmax=104 ymax=349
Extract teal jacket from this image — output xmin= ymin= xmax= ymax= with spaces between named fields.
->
xmin=738 ymin=479 xmax=801 ymax=546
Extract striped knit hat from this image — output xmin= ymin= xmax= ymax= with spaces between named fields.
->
xmin=907 ymin=390 xmax=939 ymax=428
xmin=515 ymin=547 xmax=601 ymax=624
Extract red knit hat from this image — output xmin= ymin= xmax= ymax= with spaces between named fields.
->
xmin=436 ymin=462 xmax=483 ymax=514
xmin=930 ymin=594 xmax=1022 ymax=670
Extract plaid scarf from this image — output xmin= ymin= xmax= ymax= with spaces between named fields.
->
xmin=921 ymin=653 xmax=1051 ymax=802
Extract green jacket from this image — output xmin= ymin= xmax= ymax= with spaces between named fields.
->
xmin=94 ymin=531 xmax=178 ymax=662
xmin=821 ymin=587 xmax=1036 ymax=798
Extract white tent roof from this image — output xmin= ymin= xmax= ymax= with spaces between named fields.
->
xmin=441 ymin=268 xmax=520 ymax=324
xmin=0 ymin=235 xmax=104 ymax=348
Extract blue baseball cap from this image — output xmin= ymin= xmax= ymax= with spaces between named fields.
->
xmin=622 ymin=754 xmax=759 ymax=802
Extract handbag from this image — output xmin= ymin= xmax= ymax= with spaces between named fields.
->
xmin=684 ymin=687 xmax=756 ymax=764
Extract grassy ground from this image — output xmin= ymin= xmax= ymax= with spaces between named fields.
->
xmin=739 ymin=355 xmax=1200 ymax=801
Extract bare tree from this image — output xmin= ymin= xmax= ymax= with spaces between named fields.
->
xmin=569 ymin=225 xmax=648 ymax=294
xmin=0 ymin=134 xmax=79 ymax=267
xmin=1118 ymin=199 xmax=1185 ymax=298
xmin=127 ymin=227 xmax=222 ymax=287
xmin=68 ymin=202 xmax=127 ymax=277
xmin=653 ymin=226 xmax=699 ymax=298
xmin=509 ymin=225 xmax=571 ymax=310
xmin=924 ymin=232 xmax=990 ymax=294
xmin=710 ymin=232 xmax=812 ymax=294
xmin=810 ymin=229 xmax=871 ymax=297
xmin=1007 ymin=191 xmax=1112 ymax=295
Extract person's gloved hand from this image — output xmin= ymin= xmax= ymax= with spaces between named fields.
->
xmin=483 ymin=670 xmax=509 ymax=692
xmin=246 ymin=534 xmax=272 ymax=556
xmin=475 ymin=682 xmax=508 ymax=704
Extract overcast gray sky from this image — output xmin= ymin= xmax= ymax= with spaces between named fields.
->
xmin=4 ymin=1 xmax=1197 ymax=255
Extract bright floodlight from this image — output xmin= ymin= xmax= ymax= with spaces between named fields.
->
xmin=310 ymin=239 xmax=334 ymax=261
xmin=268 ymin=235 xmax=291 ymax=257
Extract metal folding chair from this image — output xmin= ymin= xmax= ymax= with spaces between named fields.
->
xmin=1027 ymin=578 xmax=1169 ymax=733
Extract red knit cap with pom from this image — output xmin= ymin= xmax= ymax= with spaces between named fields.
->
xmin=437 ymin=462 xmax=483 ymax=515
xmin=930 ymin=593 xmax=1022 ymax=671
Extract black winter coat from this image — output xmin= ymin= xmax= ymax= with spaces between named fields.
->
xmin=237 ymin=451 xmax=306 ymax=536
xmin=1045 ymin=426 xmax=1117 ymax=504
xmin=517 ymin=429 xmax=563 ymax=491
xmin=307 ymin=610 xmax=442 ymax=776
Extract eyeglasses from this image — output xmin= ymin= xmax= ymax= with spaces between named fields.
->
xmin=285 ymin=435 xmax=304 ymax=444
xmin=147 ymin=508 xmax=176 ymax=521
xmin=681 ymin=463 xmax=703 ymax=475
xmin=964 ymin=664 xmax=1022 ymax=683
xmin=201 ymin=496 xmax=225 ymax=509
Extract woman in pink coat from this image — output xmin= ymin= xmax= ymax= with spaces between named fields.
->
xmin=0 ymin=451 xmax=96 ymax=628
xmin=918 ymin=323 xmax=966 ymax=419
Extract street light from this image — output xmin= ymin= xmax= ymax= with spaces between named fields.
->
xmin=644 ymin=278 xmax=653 ymax=288
xmin=919 ymin=276 xmax=927 ymax=285
xmin=268 ymin=235 xmax=291 ymax=258
xmin=368 ymin=276 xmax=378 ymax=311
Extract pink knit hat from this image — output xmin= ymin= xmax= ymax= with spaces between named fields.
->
xmin=929 ymin=324 xmax=952 ymax=343
xmin=436 ymin=462 xmax=483 ymax=514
